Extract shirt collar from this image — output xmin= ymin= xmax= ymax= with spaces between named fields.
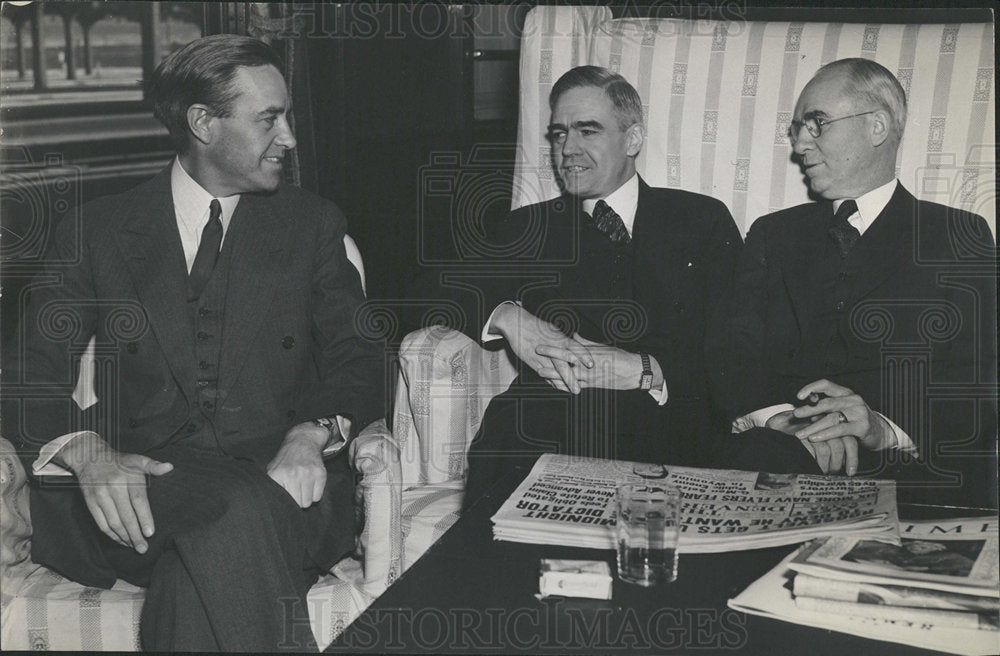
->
xmin=581 ymin=173 xmax=640 ymax=236
xmin=171 ymin=157 xmax=241 ymax=234
xmin=833 ymin=178 xmax=898 ymax=236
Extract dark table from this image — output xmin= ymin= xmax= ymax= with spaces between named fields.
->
xmin=329 ymin=465 xmax=995 ymax=654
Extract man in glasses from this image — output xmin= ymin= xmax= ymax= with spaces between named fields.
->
xmin=709 ymin=58 xmax=996 ymax=507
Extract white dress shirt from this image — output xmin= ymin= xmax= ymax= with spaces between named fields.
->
xmin=482 ymin=174 xmax=668 ymax=405
xmin=732 ymin=179 xmax=915 ymax=453
xmin=171 ymin=157 xmax=241 ymax=271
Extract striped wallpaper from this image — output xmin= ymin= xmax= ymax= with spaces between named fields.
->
xmin=513 ymin=9 xmax=996 ymax=237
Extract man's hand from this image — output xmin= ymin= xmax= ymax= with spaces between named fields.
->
xmin=491 ymin=304 xmax=594 ymax=393
xmin=788 ymin=379 xmax=894 ymax=475
xmin=765 ymin=409 xmax=851 ymax=474
xmin=267 ymin=422 xmax=330 ymax=508
xmin=56 ymin=433 xmax=173 ymax=554
xmin=536 ymin=333 xmax=656 ymax=392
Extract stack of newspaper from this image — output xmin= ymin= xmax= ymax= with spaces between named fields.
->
xmin=490 ymin=454 xmax=899 ymax=553
xmin=730 ymin=517 xmax=1000 ymax=655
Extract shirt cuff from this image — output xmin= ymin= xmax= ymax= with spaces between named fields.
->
xmin=731 ymin=403 xmax=795 ymax=433
xmin=482 ymin=301 xmax=520 ymax=343
xmin=32 ymin=430 xmax=99 ymax=477
xmin=876 ymin=412 xmax=916 ymax=453
xmin=645 ymin=356 xmax=668 ymax=406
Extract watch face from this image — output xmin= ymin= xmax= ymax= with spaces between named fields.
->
xmin=640 ymin=374 xmax=653 ymax=390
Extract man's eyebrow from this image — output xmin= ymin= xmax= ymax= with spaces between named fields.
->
xmin=802 ymin=109 xmax=829 ymax=119
xmin=257 ymin=104 xmax=290 ymax=117
xmin=546 ymin=120 xmax=605 ymax=132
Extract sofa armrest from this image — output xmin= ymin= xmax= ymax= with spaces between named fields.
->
xmin=393 ymin=327 xmax=518 ymax=488
xmin=1 ymin=437 xmax=33 ymax=571
xmin=348 ymin=419 xmax=402 ymax=593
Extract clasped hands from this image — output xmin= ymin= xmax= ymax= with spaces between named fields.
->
xmin=765 ymin=379 xmax=895 ymax=476
xmin=493 ymin=304 xmax=644 ymax=394
xmin=59 ymin=423 xmax=333 ymax=553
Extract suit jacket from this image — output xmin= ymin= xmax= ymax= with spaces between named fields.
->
xmin=709 ymin=184 xmax=997 ymax=505
xmin=479 ymin=177 xmax=741 ymax=463
xmin=3 ymin=168 xmax=385 ymax=582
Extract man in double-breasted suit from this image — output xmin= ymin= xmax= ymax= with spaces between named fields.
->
xmin=464 ymin=66 xmax=741 ymax=506
xmin=709 ymin=58 xmax=996 ymax=507
xmin=2 ymin=36 xmax=384 ymax=651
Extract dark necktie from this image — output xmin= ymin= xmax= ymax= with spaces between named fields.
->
xmin=828 ymin=199 xmax=860 ymax=258
xmin=188 ymin=199 xmax=223 ymax=300
xmin=589 ymin=199 xmax=630 ymax=245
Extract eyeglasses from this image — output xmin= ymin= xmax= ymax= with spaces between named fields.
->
xmin=788 ymin=110 xmax=877 ymax=142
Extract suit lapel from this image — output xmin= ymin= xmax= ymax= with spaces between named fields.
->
xmin=847 ymin=184 xmax=915 ymax=302
xmin=779 ymin=202 xmax=835 ymax=332
xmin=217 ymin=192 xmax=287 ymax=395
xmin=114 ymin=168 xmax=197 ymax=393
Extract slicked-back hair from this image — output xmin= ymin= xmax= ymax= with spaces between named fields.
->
xmin=818 ymin=58 xmax=908 ymax=139
xmin=549 ymin=65 xmax=643 ymax=131
xmin=147 ymin=34 xmax=284 ymax=153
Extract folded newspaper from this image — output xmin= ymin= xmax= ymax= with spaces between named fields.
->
xmin=491 ymin=454 xmax=898 ymax=553
xmin=729 ymin=517 xmax=1000 ymax=655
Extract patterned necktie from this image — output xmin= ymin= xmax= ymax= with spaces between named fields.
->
xmin=828 ymin=199 xmax=860 ymax=258
xmin=589 ymin=199 xmax=630 ymax=244
xmin=188 ymin=199 xmax=223 ymax=300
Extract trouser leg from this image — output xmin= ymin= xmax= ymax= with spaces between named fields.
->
xmin=103 ymin=450 xmax=353 ymax=652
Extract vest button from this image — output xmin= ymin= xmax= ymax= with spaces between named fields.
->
xmin=199 ymin=360 xmax=211 ymax=370
xmin=287 ymin=410 xmax=296 ymax=420
xmin=127 ymin=418 xmax=137 ymax=428
xmin=838 ymin=271 xmax=850 ymax=280
xmin=202 ymin=401 xmax=214 ymax=410
xmin=199 ymin=307 xmax=211 ymax=317
xmin=834 ymin=301 xmax=846 ymax=312
xmin=197 ymin=331 xmax=211 ymax=341
xmin=186 ymin=422 xmax=197 ymax=433
xmin=673 ymin=301 xmax=685 ymax=312
xmin=126 ymin=342 xmax=138 ymax=354
xmin=282 ymin=336 xmax=295 ymax=349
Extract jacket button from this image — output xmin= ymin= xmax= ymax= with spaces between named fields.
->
xmin=197 ymin=331 xmax=211 ymax=341
xmin=127 ymin=418 xmax=137 ymax=428
xmin=199 ymin=307 xmax=211 ymax=317
xmin=202 ymin=400 xmax=214 ymax=410
xmin=834 ymin=301 xmax=846 ymax=312
xmin=282 ymin=336 xmax=295 ymax=349
xmin=186 ymin=422 xmax=197 ymax=433
xmin=287 ymin=409 xmax=296 ymax=420
xmin=673 ymin=301 xmax=685 ymax=312
xmin=126 ymin=342 xmax=138 ymax=354
xmin=199 ymin=360 xmax=211 ymax=369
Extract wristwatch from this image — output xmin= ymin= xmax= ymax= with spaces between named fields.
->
xmin=638 ymin=352 xmax=653 ymax=391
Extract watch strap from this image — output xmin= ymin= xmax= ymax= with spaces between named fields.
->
xmin=638 ymin=352 xmax=653 ymax=391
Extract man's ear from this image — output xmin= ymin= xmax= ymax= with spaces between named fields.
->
xmin=869 ymin=109 xmax=890 ymax=147
xmin=625 ymin=122 xmax=645 ymax=158
xmin=187 ymin=104 xmax=215 ymax=146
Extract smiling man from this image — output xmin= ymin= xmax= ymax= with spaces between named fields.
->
xmin=709 ymin=58 xmax=997 ymax=506
xmin=2 ymin=35 xmax=384 ymax=651
xmin=464 ymin=66 xmax=741 ymax=507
